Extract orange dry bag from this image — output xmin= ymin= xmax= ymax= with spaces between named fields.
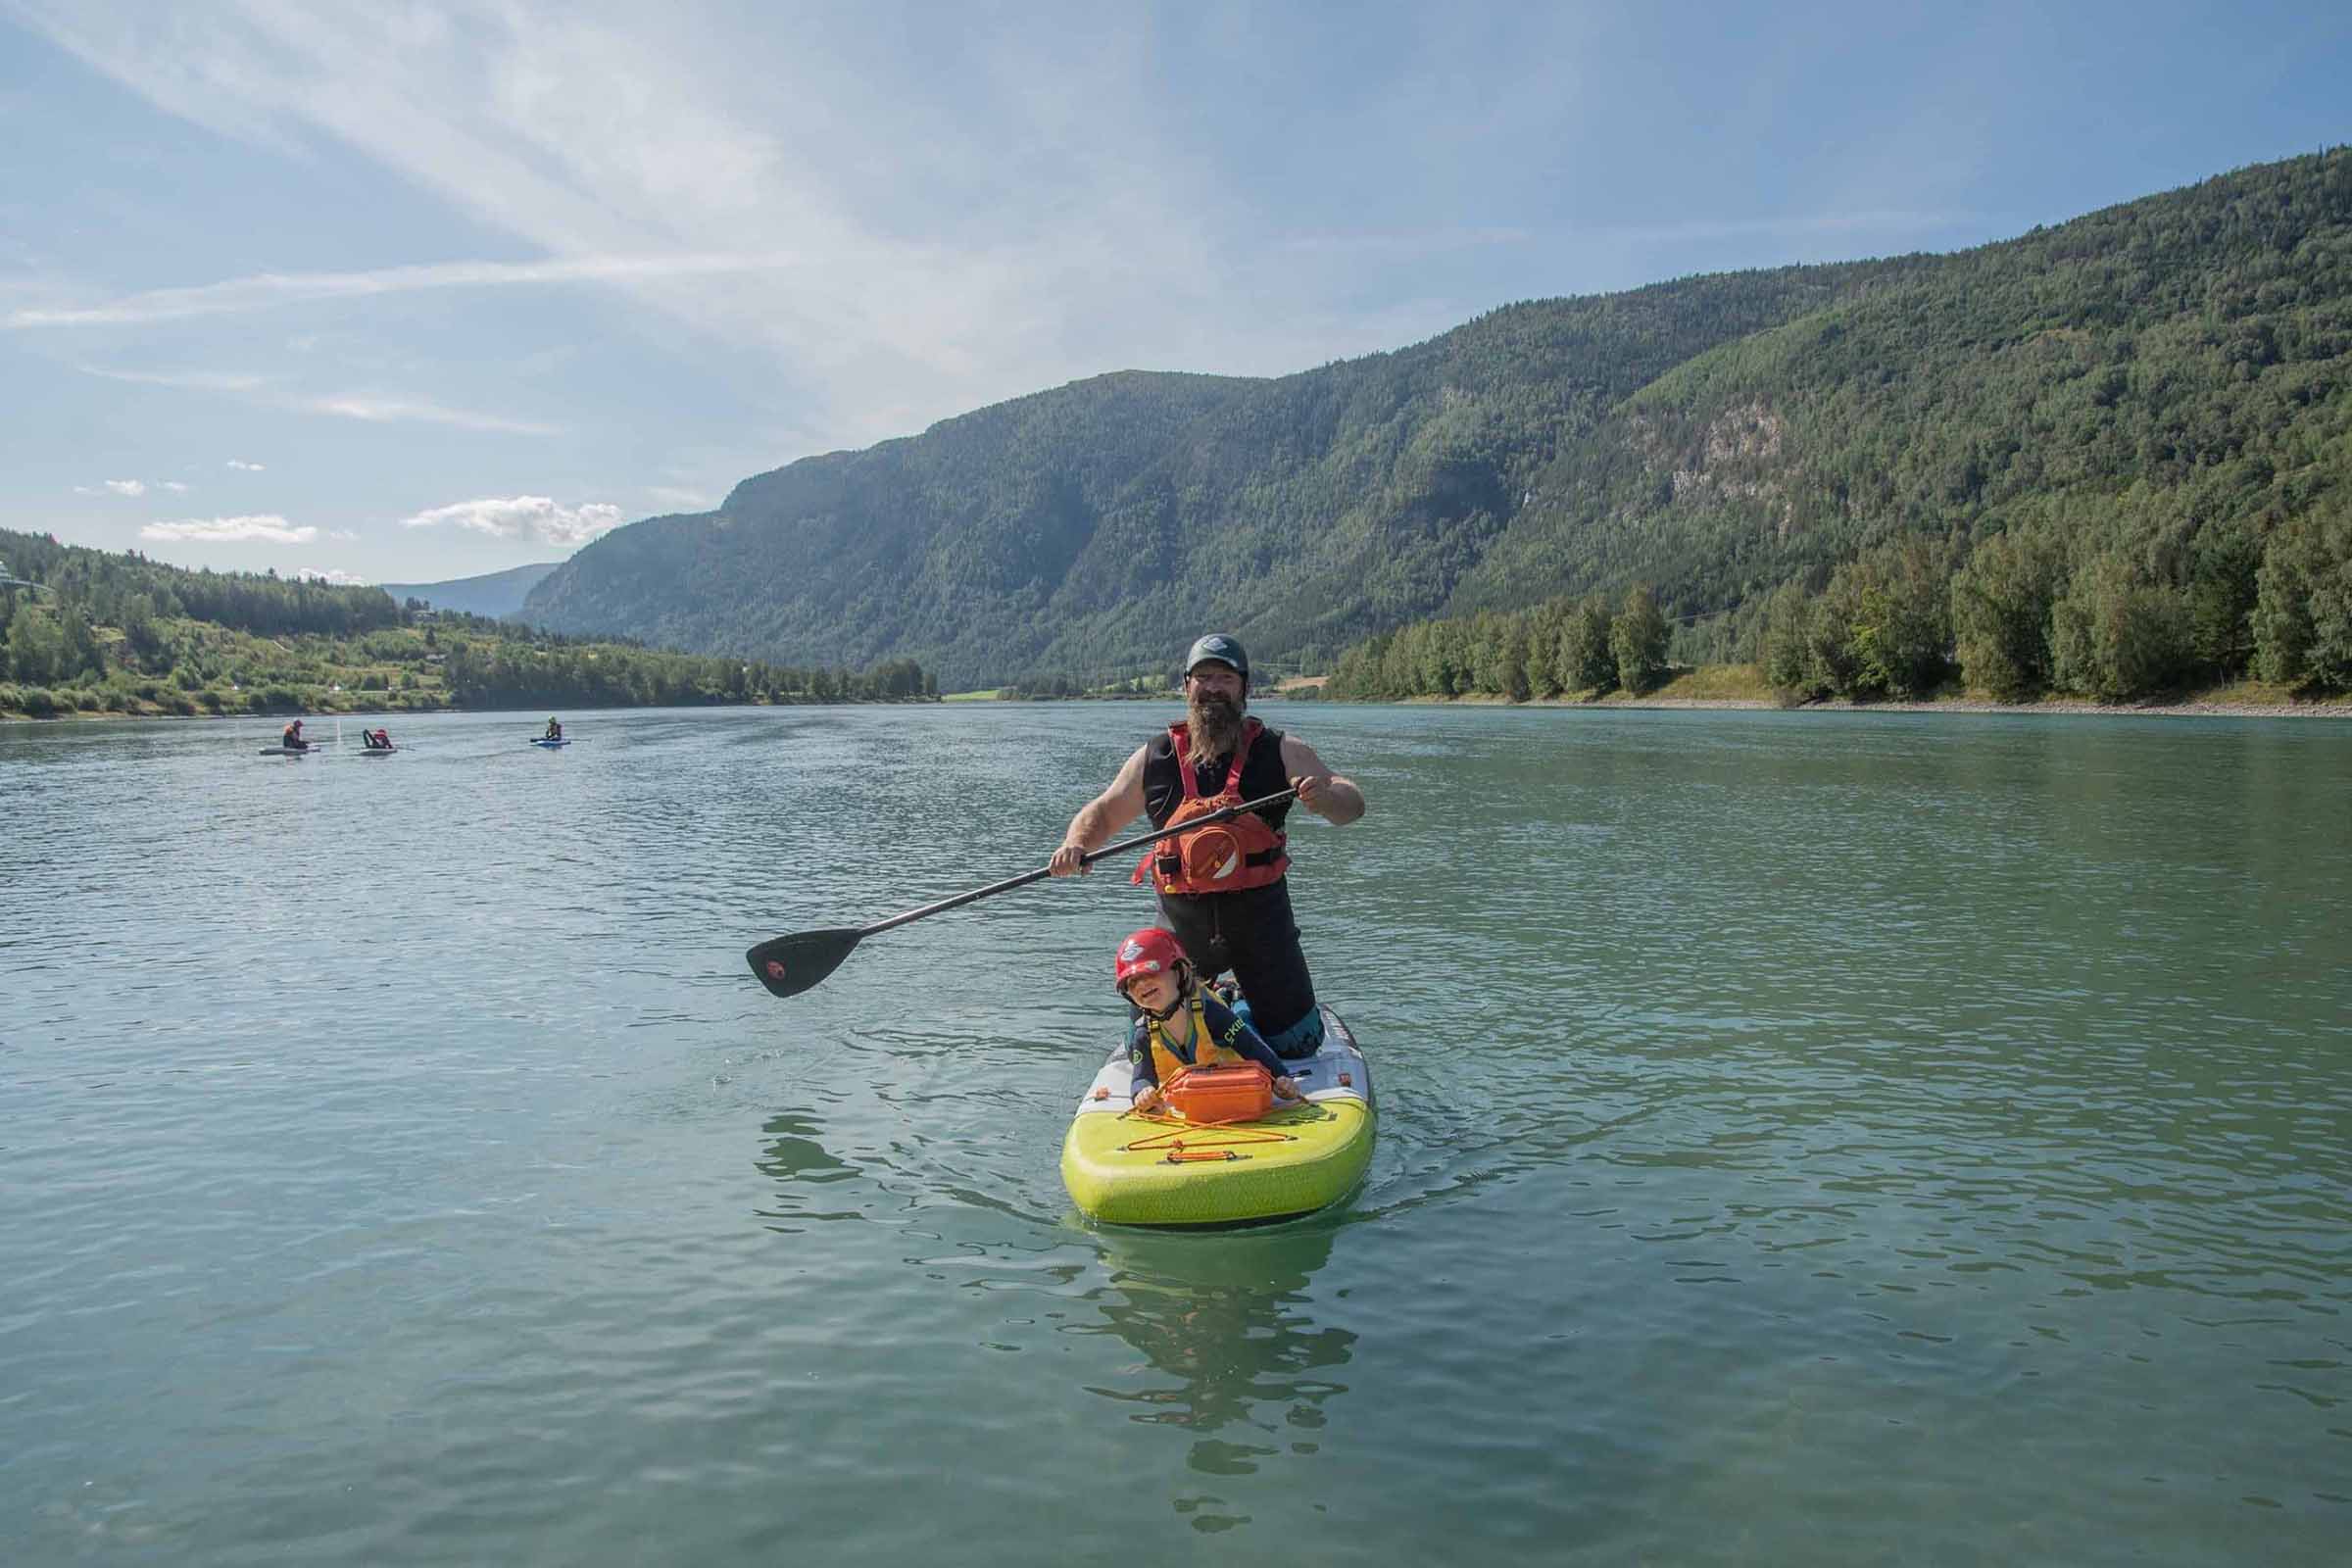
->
xmin=1161 ymin=1062 xmax=1276 ymax=1125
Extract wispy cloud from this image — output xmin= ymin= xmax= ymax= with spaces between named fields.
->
xmin=644 ymin=485 xmax=714 ymax=511
xmin=226 ymin=459 xmax=266 ymax=470
xmin=74 ymin=477 xmax=148 ymax=496
xmin=77 ymin=366 xmax=555 ymax=434
xmin=305 ymin=396 xmax=558 ymax=435
xmin=293 ymin=566 xmax=367 ymax=585
xmin=162 ymin=480 xmax=189 ymax=492
xmin=2 ymin=2 xmax=1988 ymax=475
xmin=0 ymin=5 xmax=1266 ymax=451
xmin=80 ymin=366 xmax=270 ymax=393
xmin=401 ymin=495 xmax=622 ymax=547
xmin=8 ymin=252 xmax=798 ymax=329
xmin=142 ymin=514 xmax=317 ymax=545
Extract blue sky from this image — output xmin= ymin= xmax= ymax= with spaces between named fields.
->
xmin=2 ymin=2 xmax=2346 ymax=587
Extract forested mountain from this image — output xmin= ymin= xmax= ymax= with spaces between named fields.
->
xmin=380 ymin=561 xmax=562 ymax=618
xmin=527 ymin=149 xmax=2352 ymax=692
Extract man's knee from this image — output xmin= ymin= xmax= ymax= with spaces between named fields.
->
xmin=1259 ymin=1006 xmax=1326 ymax=1060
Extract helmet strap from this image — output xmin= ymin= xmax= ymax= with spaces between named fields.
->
xmin=1128 ymin=960 xmax=1193 ymax=1022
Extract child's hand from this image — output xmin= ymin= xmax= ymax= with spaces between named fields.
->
xmin=1274 ymin=1075 xmax=1299 ymax=1100
xmin=1133 ymin=1085 xmax=1161 ymax=1113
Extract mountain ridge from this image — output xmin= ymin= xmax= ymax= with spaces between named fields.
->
xmin=523 ymin=148 xmax=2351 ymax=689
xmin=380 ymin=561 xmax=564 ymax=619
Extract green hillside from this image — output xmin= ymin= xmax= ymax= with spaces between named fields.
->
xmin=0 ymin=527 xmax=933 ymax=719
xmin=522 ymin=149 xmax=2351 ymax=693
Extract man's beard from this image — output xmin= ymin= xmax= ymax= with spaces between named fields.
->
xmin=1186 ymin=690 xmax=1246 ymax=765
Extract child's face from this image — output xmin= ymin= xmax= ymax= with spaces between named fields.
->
xmin=1123 ymin=969 xmax=1180 ymax=1012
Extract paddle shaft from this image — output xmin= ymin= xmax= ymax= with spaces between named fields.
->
xmin=857 ymin=786 xmax=1300 ymax=937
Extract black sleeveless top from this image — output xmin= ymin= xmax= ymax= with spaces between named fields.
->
xmin=1141 ymin=723 xmax=1293 ymax=832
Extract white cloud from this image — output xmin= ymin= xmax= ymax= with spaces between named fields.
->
xmin=6 ymin=251 xmax=798 ymax=328
xmin=226 ymin=459 xmax=267 ymax=470
xmin=163 ymin=480 xmax=189 ymax=492
xmin=293 ymin=566 xmax=367 ymax=585
xmin=104 ymin=478 xmax=147 ymax=496
xmin=141 ymin=514 xmax=318 ymax=545
xmin=401 ymin=495 xmax=623 ymax=547
xmin=644 ymin=485 xmax=713 ymax=511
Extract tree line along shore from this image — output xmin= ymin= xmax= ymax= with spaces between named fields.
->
xmin=0 ymin=528 xmax=934 ymax=721
xmin=1318 ymin=513 xmax=2352 ymax=713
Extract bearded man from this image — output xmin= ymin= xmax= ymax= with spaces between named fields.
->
xmin=1048 ymin=633 xmax=1366 ymax=1058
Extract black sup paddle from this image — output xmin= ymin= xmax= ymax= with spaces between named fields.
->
xmin=744 ymin=787 xmax=1300 ymax=999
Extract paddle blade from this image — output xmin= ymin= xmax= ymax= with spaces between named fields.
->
xmin=745 ymin=928 xmax=861 ymax=999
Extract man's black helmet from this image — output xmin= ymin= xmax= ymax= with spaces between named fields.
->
xmin=1183 ymin=633 xmax=1249 ymax=684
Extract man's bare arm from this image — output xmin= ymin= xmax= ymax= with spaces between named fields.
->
xmin=1279 ymin=735 xmax=1366 ymax=825
xmin=1049 ymin=746 xmax=1150 ymax=875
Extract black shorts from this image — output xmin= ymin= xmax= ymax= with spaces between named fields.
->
xmin=1156 ymin=880 xmax=1318 ymax=1051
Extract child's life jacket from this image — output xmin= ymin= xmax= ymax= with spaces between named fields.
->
xmin=1133 ymin=1001 xmax=1298 ymax=1123
xmin=1135 ymin=994 xmax=1276 ymax=1123
xmin=1133 ymin=718 xmax=1289 ymax=895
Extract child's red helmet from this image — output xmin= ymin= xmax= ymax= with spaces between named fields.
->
xmin=1113 ymin=927 xmax=1188 ymax=992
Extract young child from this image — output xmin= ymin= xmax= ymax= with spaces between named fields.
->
xmin=1113 ymin=927 xmax=1299 ymax=1113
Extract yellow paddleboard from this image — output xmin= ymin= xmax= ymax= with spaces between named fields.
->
xmin=1061 ymin=1006 xmax=1375 ymax=1227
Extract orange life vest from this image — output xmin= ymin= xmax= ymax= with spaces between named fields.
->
xmin=1142 ymin=994 xmax=1251 ymax=1085
xmin=1132 ymin=718 xmax=1290 ymax=896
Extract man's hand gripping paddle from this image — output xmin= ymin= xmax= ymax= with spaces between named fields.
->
xmin=743 ymin=788 xmax=1299 ymax=1000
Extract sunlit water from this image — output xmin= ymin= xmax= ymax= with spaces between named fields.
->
xmin=3 ymin=704 xmax=2348 ymax=1565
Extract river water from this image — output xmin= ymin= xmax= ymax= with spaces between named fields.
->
xmin=3 ymin=703 xmax=2348 ymax=1564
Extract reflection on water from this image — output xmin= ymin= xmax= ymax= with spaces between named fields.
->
xmin=753 ymin=1110 xmax=862 ymax=1233
xmin=1071 ymin=1221 xmax=1352 ymax=1524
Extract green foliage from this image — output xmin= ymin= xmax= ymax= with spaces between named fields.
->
xmin=2049 ymin=550 xmax=2196 ymax=702
xmin=2253 ymin=504 xmax=2352 ymax=688
xmin=1951 ymin=529 xmax=2063 ymax=700
xmin=1802 ymin=594 xmax=1866 ymax=699
xmin=1803 ymin=542 xmax=1953 ymax=699
xmin=5 ymin=606 xmax=69 ymax=685
xmin=1558 ymin=595 xmax=1618 ymax=695
xmin=1759 ymin=584 xmax=1818 ymax=698
xmin=1610 ymin=588 xmax=1670 ymax=696
xmin=2186 ymin=525 xmax=2262 ymax=676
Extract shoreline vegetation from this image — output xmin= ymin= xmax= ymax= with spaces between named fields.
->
xmin=0 ymin=526 xmax=936 ymax=722
xmin=1370 ymin=665 xmax=2352 ymax=719
xmin=905 ymin=668 xmax=2352 ymax=718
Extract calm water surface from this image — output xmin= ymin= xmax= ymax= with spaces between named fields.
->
xmin=3 ymin=704 xmax=2348 ymax=1565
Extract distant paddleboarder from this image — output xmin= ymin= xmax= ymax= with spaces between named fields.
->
xmin=279 ymin=718 xmax=309 ymax=752
xmin=544 ymin=716 xmax=564 ymax=740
